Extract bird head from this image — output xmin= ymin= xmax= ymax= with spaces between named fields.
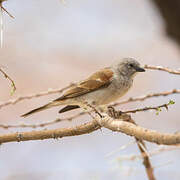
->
xmin=114 ymin=58 xmax=145 ymax=78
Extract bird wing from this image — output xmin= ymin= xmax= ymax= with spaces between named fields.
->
xmin=21 ymin=67 xmax=114 ymax=117
xmin=55 ymin=67 xmax=114 ymax=101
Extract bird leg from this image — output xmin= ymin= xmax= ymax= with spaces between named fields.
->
xmin=107 ymin=106 xmax=131 ymax=121
xmin=107 ymin=106 xmax=122 ymax=119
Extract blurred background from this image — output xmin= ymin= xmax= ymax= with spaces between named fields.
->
xmin=0 ymin=0 xmax=180 ymax=179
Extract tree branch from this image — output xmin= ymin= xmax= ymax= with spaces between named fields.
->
xmin=112 ymin=89 xmax=180 ymax=106
xmin=0 ymin=120 xmax=100 ymax=144
xmin=121 ymin=100 xmax=174 ymax=114
xmin=144 ymin=65 xmax=180 ymax=75
xmin=0 ymin=112 xmax=87 ymax=129
xmin=136 ymin=140 xmax=156 ymax=180
xmin=133 ymin=119 xmax=155 ymax=180
xmin=0 ymin=113 xmax=180 ymax=145
xmin=0 ymin=67 xmax=16 ymax=94
xmin=0 ymin=97 xmax=177 ymax=129
xmin=0 ymin=83 xmax=74 ymax=109
xmin=127 ymin=117 xmax=156 ymax=180
xmin=97 ymin=114 xmax=180 ymax=145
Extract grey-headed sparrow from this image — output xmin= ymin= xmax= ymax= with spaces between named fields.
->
xmin=22 ymin=58 xmax=145 ymax=117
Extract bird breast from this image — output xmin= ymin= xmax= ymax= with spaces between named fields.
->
xmin=76 ymin=76 xmax=133 ymax=105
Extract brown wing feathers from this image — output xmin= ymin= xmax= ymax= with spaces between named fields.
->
xmin=57 ymin=68 xmax=113 ymax=100
xmin=22 ymin=68 xmax=113 ymax=116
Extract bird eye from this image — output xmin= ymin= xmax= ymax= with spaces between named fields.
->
xmin=129 ymin=64 xmax=133 ymax=68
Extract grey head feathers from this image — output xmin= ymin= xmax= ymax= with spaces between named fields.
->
xmin=112 ymin=58 xmax=145 ymax=77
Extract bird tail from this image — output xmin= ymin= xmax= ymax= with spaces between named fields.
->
xmin=21 ymin=102 xmax=57 ymax=117
xmin=58 ymin=105 xmax=80 ymax=113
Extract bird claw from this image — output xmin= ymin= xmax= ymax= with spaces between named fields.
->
xmin=107 ymin=106 xmax=122 ymax=119
xmin=107 ymin=106 xmax=131 ymax=121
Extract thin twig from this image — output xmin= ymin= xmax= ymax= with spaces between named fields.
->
xmin=1 ymin=6 xmax=14 ymax=19
xmin=144 ymin=65 xmax=180 ymax=75
xmin=112 ymin=89 xmax=180 ymax=107
xmin=0 ymin=0 xmax=14 ymax=19
xmin=0 ymin=111 xmax=86 ymax=129
xmin=0 ymin=83 xmax=74 ymax=108
xmin=105 ymin=140 xmax=136 ymax=157
xmin=0 ymin=98 xmax=176 ymax=129
xmin=121 ymin=100 xmax=175 ymax=114
xmin=0 ymin=68 xmax=16 ymax=94
xmin=117 ymin=145 xmax=180 ymax=161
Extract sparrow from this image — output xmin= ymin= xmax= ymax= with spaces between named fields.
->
xmin=22 ymin=58 xmax=145 ymax=117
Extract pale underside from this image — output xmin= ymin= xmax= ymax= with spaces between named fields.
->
xmin=53 ymin=67 xmax=133 ymax=106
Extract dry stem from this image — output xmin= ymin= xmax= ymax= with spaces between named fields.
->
xmin=0 ymin=120 xmax=100 ymax=144
xmin=144 ymin=65 xmax=180 ymax=75
xmin=0 ymin=68 xmax=16 ymax=94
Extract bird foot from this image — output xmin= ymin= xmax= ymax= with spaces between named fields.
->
xmin=107 ymin=106 xmax=131 ymax=121
xmin=107 ymin=106 xmax=122 ymax=119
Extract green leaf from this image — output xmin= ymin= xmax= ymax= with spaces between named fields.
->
xmin=156 ymin=107 xmax=162 ymax=115
xmin=168 ymin=100 xmax=175 ymax=105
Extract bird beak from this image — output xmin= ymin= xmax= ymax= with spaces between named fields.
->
xmin=134 ymin=66 xmax=145 ymax=72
